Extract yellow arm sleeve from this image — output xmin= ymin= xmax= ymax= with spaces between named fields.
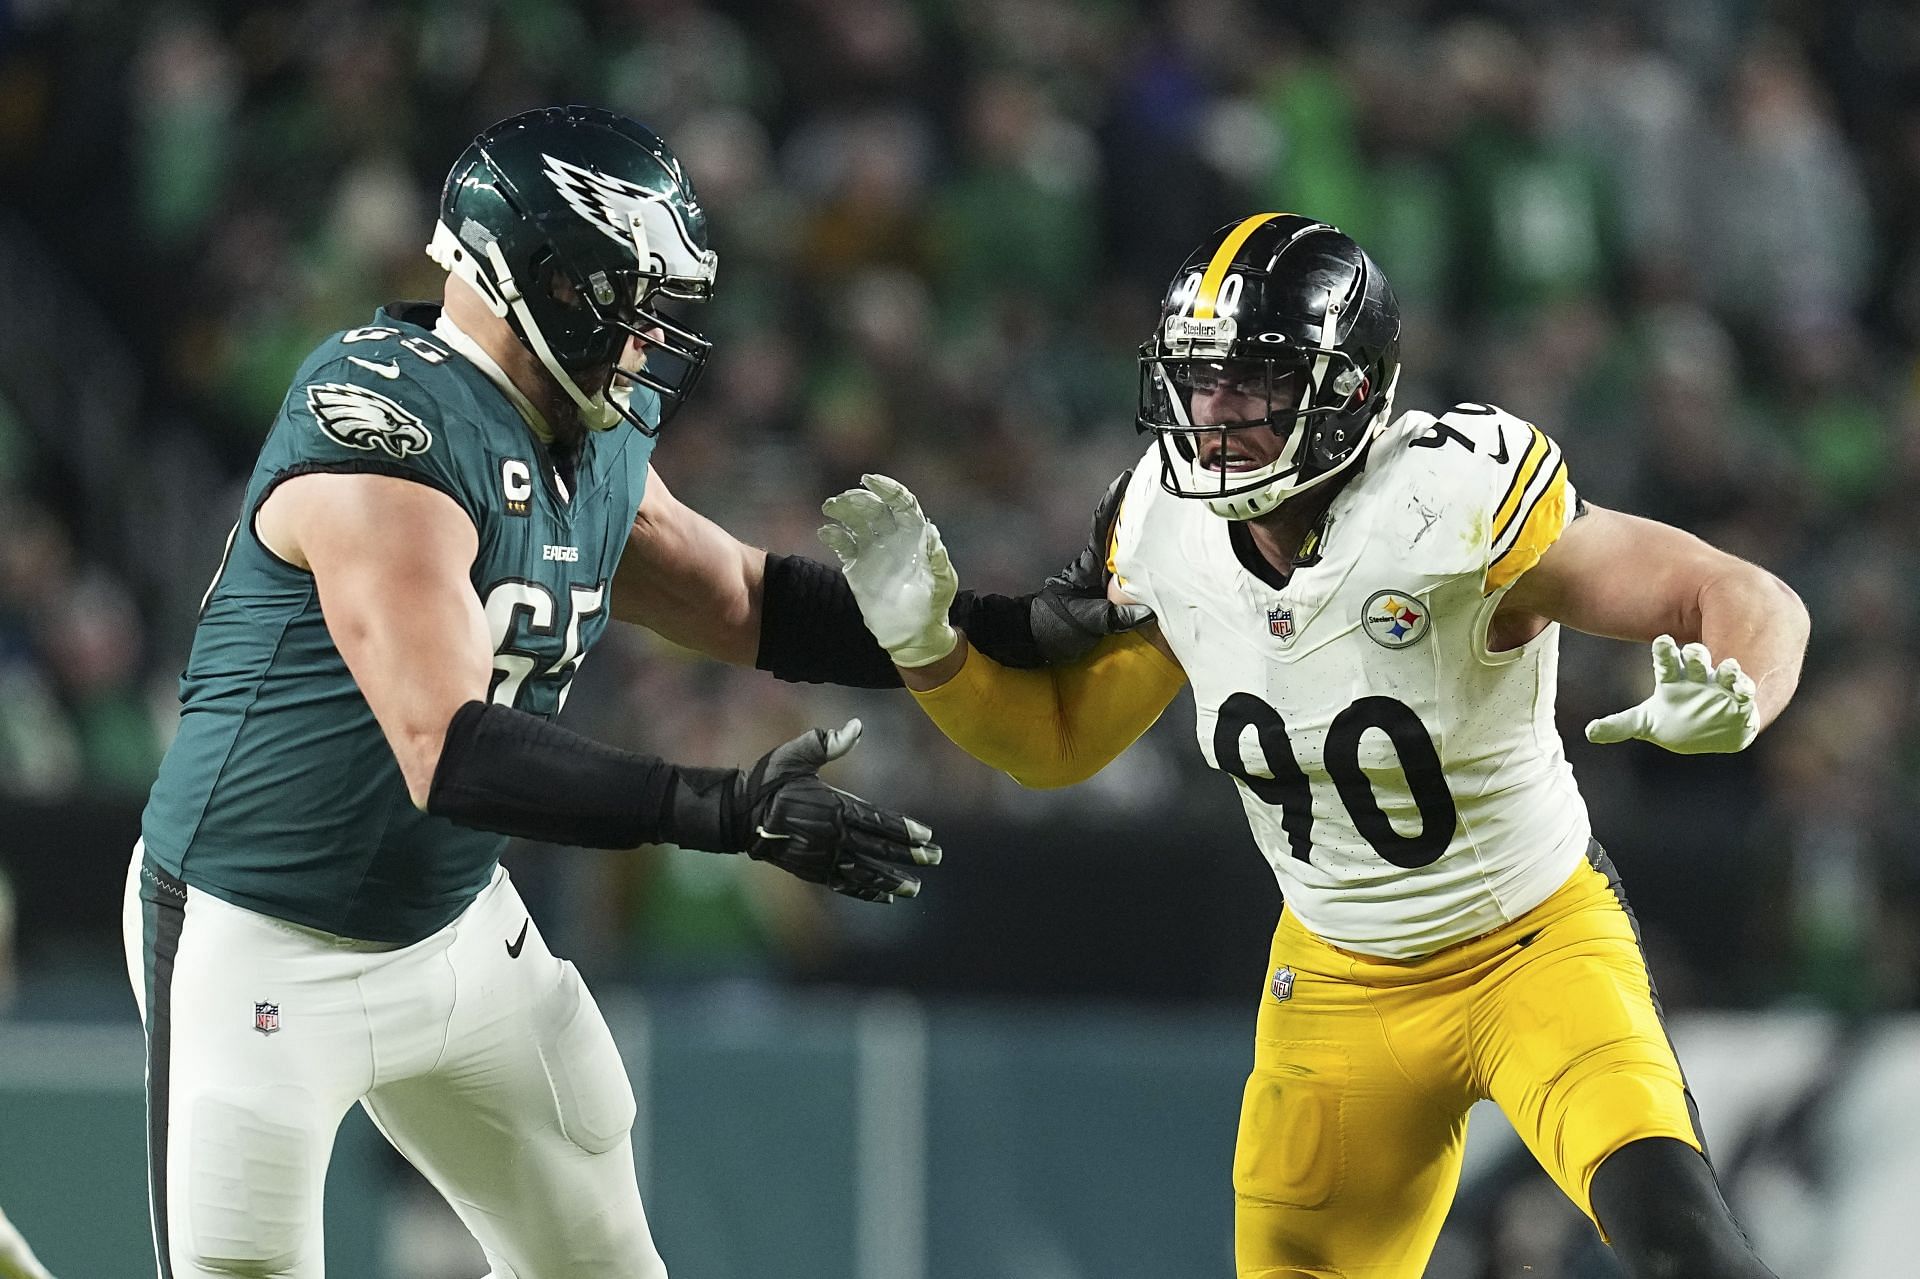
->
xmin=908 ymin=630 xmax=1187 ymax=789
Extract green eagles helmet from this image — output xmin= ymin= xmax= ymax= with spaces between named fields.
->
xmin=1137 ymin=212 xmax=1401 ymax=521
xmin=427 ymin=105 xmax=718 ymax=435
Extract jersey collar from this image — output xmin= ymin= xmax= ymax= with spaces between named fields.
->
xmin=432 ymin=314 xmax=554 ymax=444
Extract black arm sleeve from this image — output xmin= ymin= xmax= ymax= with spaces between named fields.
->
xmin=755 ymin=553 xmax=902 ymax=687
xmin=755 ymin=553 xmax=1048 ymax=688
xmin=427 ymin=700 xmax=746 ymax=853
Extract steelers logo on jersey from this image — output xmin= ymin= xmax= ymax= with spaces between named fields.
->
xmin=1361 ymin=590 xmax=1431 ymax=649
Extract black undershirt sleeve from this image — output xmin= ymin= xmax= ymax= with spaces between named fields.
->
xmin=754 ymin=553 xmax=1046 ymax=688
xmin=427 ymin=700 xmax=746 ymax=853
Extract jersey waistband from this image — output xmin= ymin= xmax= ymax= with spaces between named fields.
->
xmin=1278 ymin=840 xmax=1616 ymax=982
xmin=140 ymin=845 xmax=410 ymax=952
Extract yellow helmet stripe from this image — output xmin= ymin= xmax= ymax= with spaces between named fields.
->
xmin=1192 ymin=212 xmax=1285 ymax=319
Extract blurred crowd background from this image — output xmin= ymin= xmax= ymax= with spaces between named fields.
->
xmin=2 ymin=0 xmax=1919 ymax=1019
xmin=4 ymin=2 xmax=1920 ymax=1274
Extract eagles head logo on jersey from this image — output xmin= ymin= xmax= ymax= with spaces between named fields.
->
xmin=306 ymin=383 xmax=435 ymax=459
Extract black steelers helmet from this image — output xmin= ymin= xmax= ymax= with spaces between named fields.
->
xmin=1137 ymin=213 xmax=1401 ymax=520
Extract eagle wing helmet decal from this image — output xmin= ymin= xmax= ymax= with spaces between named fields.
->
xmin=306 ymin=382 xmax=435 ymax=459
xmin=539 ymin=152 xmax=706 ymax=279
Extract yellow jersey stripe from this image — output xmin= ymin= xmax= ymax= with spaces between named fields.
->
xmin=1193 ymin=213 xmax=1283 ymax=319
xmin=1486 ymin=461 xmax=1569 ymax=593
xmin=1490 ymin=425 xmax=1550 ymax=546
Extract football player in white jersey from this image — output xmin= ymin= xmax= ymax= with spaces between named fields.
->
xmin=819 ymin=214 xmax=1805 ymax=1278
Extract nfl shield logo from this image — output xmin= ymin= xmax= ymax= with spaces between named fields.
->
xmin=1267 ymin=608 xmax=1294 ymax=640
xmin=253 ymin=1002 xmax=280 ymax=1036
xmin=1270 ymin=966 xmax=1295 ymax=1002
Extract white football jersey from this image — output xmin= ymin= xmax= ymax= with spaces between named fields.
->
xmin=1112 ymin=404 xmax=1591 ymax=959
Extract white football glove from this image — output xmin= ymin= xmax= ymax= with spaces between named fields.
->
xmin=818 ymin=474 xmax=959 ymax=668
xmin=1585 ymin=635 xmax=1759 ymax=754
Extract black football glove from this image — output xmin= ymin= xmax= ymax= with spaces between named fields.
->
xmin=1030 ymin=467 xmax=1156 ymax=662
xmin=735 ymin=719 xmax=939 ymax=903
xmin=951 ymin=469 xmax=1155 ymax=669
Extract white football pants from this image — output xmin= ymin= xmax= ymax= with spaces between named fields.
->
xmin=122 ymin=845 xmax=667 ymax=1279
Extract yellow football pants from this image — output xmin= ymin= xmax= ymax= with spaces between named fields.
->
xmin=1233 ymin=852 xmax=1703 ymax=1279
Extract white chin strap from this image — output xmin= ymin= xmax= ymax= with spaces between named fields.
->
xmin=426 ymin=221 xmax=626 ymax=432
xmin=486 ymin=240 xmax=623 ymax=431
xmin=1201 ymin=431 xmax=1360 ymax=520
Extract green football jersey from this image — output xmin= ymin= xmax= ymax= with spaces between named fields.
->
xmin=142 ymin=303 xmax=656 ymax=942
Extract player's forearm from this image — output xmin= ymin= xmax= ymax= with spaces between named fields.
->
xmin=908 ymin=633 xmax=1184 ymax=789
xmin=753 ymin=554 xmax=1090 ymax=689
xmin=897 ymin=637 xmax=967 ymax=691
xmin=426 ymin=700 xmax=747 ymax=851
xmin=1694 ymin=563 xmax=1809 ymax=731
xmin=753 ymin=551 xmax=903 ymax=686
xmin=614 ymin=472 xmax=763 ymax=663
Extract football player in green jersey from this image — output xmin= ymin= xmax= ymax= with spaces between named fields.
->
xmin=127 ymin=106 xmax=1143 ymax=1279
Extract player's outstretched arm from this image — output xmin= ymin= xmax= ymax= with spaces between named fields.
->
xmin=613 ymin=465 xmax=1153 ymax=686
xmin=1496 ymin=502 xmax=1810 ymax=752
xmin=819 ymin=475 xmax=1184 ymax=788
xmin=257 ymin=471 xmax=937 ymax=901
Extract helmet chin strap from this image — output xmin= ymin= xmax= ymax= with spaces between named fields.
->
xmin=483 ymin=241 xmax=624 ymax=432
xmin=427 ymin=220 xmax=644 ymax=434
